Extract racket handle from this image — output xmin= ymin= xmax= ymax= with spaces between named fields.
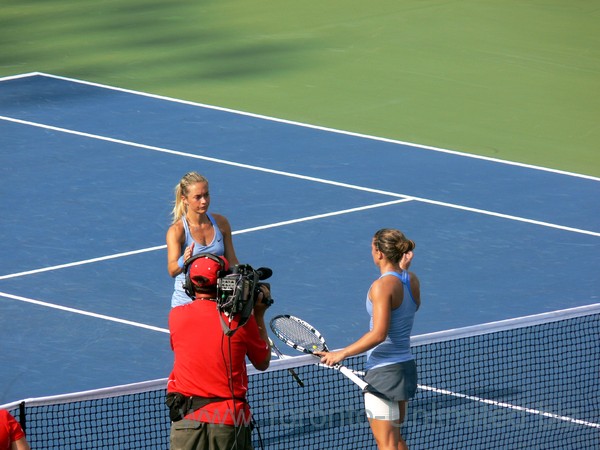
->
xmin=270 ymin=338 xmax=305 ymax=387
xmin=338 ymin=365 xmax=368 ymax=390
xmin=288 ymin=369 xmax=305 ymax=388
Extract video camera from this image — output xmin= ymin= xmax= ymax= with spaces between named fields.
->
xmin=216 ymin=264 xmax=274 ymax=317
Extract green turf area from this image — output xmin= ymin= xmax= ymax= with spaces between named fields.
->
xmin=2 ymin=0 xmax=599 ymax=176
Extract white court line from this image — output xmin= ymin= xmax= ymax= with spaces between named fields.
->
xmin=10 ymin=71 xmax=600 ymax=182
xmin=0 ymin=291 xmax=169 ymax=334
xmin=1 ymin=115 xmax=598 ymax=239
xmin=258 ymin=350 xmax=599 ymax=430
xmin=269 ymin=352 xmax=600 ymax=429
xmin=229 ymin=198 xmax=414 ymax=233
xmin=0 ymin=73 xmax=39 ymax=83
xmin=0 ymin=199 xmax=412 ymax=281
xmin=0 ymin=245 xmax=166 ymax=281
xmin=418 ymin=384 xmax=600 ymax=429
xmin=0 ymin=115 xmax=408 ymax=198
xmin=410 ymin=197 xmax=600 ymax=237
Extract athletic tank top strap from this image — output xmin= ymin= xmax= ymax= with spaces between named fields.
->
xmin=182 ymin=215 xmax=191 ymax=236
xmin=379 ymin=271 xmax=416 ymax=306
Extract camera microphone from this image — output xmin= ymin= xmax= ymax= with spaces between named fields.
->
xmin=255 ymin=267 xmax=273 ymax=280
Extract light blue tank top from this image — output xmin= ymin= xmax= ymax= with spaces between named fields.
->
xmin=365 ymin=271 xmax=417 ymax=370
xmin=171 ymin=213 xmax=225 ymax=307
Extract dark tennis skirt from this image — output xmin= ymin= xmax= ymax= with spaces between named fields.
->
xmin=363 ymin=359 xmax=417 ymax=401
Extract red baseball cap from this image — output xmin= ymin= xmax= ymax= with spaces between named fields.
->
xmin=189 ymin=255 xmax=229 ymax=288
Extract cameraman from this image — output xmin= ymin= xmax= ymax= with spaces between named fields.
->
xmin=0 ymin=410 xmax=30 ymax=450
xmin=167 ymin=255 xmax=272 ymax=450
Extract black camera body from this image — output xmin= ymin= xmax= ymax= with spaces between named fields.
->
xmin=216 ymin=264 xmax=273 ymax=316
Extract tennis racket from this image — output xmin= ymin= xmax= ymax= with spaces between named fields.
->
xmin=269 ymin=314 xmax=367 ymax=390
xmin=268 ymin=337 xmax=305 ymax=387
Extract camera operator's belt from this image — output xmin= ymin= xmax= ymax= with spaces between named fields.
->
xmin=166 ymin=392 xmax=246 ymax=422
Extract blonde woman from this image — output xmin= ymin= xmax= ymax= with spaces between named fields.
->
xmin=166 ymin=172 xmax=239 ymax=307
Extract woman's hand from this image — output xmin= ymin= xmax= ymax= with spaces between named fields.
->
xmin=182 ymin=242 xmax=195 ymax=263
xmin=314 ymin=350 xmax=346 ymax=367
xmin=399 ymin=250 xmax=414 ymax=271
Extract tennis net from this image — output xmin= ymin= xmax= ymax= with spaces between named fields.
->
xmin=3 ymin=304 xmax=599 ymax=449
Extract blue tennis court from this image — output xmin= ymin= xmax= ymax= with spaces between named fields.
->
xmin=1 ymin=71 xmax=598 ymax=414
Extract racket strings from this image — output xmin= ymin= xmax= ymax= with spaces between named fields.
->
xmin=271 ymin=317 xmax=326 ymax=352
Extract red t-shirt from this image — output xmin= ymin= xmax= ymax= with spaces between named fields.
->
xmin=167 ymin=300 xmax=270 ymax=426
xmin=0 ymin=410 xmax=26 ymax=450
